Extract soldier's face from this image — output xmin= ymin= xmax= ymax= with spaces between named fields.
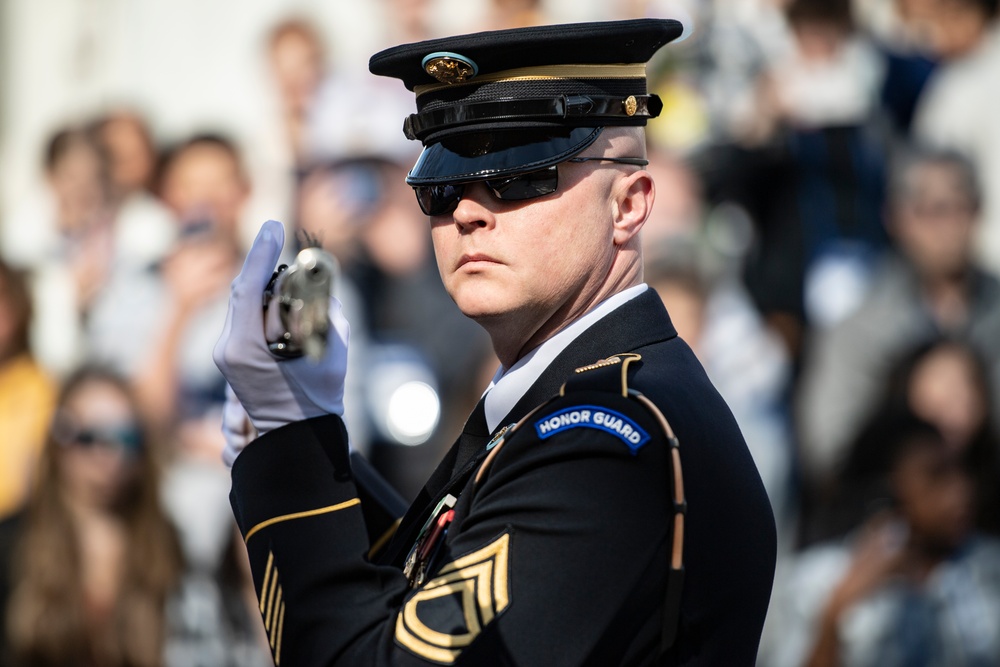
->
xmin=428 ymin=158 xmax=618 ymax=334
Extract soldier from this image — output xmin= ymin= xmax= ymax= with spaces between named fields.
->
xmin=215 ymin=18 xmax=776 ymax=666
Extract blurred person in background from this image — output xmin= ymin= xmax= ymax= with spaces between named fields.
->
xmin=664 ymin=0 xmax=792 ymax=148
xmin=903 ymin=339 xmax=998 ymax=466
xmin=480 ymin=0 xmax=549 ymax=30
xmin=913 ymin=0 xmax=1000 ymax=274
xmin=84 ymin=135 xmax=253 ymax=641
xmin=0 ymin=367 xmax=270 ymax=667
xmin=797 ymin=147 xmax=1000 ymax=488
xmin=148 ymin=133 xmax=250 ymax=426
xmin=768 ymin=0 xmax=884 ymax=133
xmin=255 ymin=17 xmax=328 ymax=238
xmin=852 ymin=0 xmax=939 ymax=138
xmin=0 ymin=261 xmax=56 ymax=521
xmin=238 ymin=16 xmax=331 ymax=254
xmin=763 ymin=413 xmax=1000 ymax=667
xmin=301 ymin=2 xmax=419 ymax=178
xmin=375 ymin=0 xmax=434 ymax=45
xmin=0 ymin=367 xmax=182 ymax=667
xmin=294 ymin=159 xmax=377 ymax=267
xmin=88 ymin=133 xmax=247 ymax=453
xmin=303 ymin=35 xmax=417 ymax=172
xmin=0 ymin=126 xmax=115 ymax=376
xmin=805 ymin=337 xmax=1000 ymax=546
xmin=88 ymin=109 xmax=176 ymax=266
xmin=90 ymin=110 xmax=158 ymax=202
xmin=699 ymin=0 xmax=888 ymax=360
xmin=1 ymin=126 xmax=113 ymax=274
xmin=1 ymin=119 xmax=174 ymax=378
xmin=266 ymin=19 xmax=327 ymax=170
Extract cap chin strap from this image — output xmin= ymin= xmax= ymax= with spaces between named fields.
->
xmin=404 ymin=94 xmax=663 ymax=141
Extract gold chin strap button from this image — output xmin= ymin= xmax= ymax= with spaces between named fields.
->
xmin=623 ymin=95 xmax=638 ymax=117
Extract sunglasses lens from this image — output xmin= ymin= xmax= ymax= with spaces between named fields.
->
xmin=486 ymin=166 xmax=559 ymax=201
xmin=413 ymin=165 xmax=559 ymax=215
xmin=68 ymin=426 xmax=143 ymax=454
xmin=74 ymin=430 xmax=99 ymax=446
xmin=414 ymin=184 xmax=464 ymax=216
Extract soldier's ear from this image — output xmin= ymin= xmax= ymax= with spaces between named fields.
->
xmin=611 ymin=170 xmax=654 ymax=246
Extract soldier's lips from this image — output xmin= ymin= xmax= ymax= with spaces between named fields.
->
xmin=457 ymin=253 xmax=501 ymax=269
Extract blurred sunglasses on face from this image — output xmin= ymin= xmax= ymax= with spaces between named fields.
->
xmin=907 ymin=199 xmax=976 ymax=221
xmin=53 ymin=413 xmax=143 ymax=456
xmin=411 ymin=156 xmax=649 ymax=216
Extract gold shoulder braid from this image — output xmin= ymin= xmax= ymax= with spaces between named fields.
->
xmin=402 ymin=353 xmax=686 ymax=653
xmin=474 ymin=353 xmax=686 ymax=651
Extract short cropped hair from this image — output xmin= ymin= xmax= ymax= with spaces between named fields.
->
xmin=785 ymin=0 xmax=854 ymax=31
xmin=154 ymin=132 xmax=247 ymax=196
xmin=268 ymin=17 xmax=325 ymax=53
xmin=888 ymin=146 xmax=982 ymax=212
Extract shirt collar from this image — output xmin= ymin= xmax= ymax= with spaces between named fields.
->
xmin=483 ymin=284 xmax=648 ymax=432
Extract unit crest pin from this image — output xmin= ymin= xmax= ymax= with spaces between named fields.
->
xmin=422 ymin=52 xmax=479 ymax=84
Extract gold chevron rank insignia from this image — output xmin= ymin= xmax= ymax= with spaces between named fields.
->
xmin=259 ymin=551 xmax=287 ymax=665
xmin=395 ymin=533 xmax=512 ymax=664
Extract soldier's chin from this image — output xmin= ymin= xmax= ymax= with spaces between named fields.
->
xmin=447 ymin=281 xmax=503 ymax=316
xmin=455 ymin=299 xmax=509 ymax=323
xmin=453 ymin=295 xmax=520 ymax=329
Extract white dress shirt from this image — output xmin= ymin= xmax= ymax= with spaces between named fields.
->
xmin=482 ymin=284 xmax=649 ymax=432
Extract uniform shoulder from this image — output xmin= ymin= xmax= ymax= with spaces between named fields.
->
xmin=511 ymin=353 xmax=677 ymax=457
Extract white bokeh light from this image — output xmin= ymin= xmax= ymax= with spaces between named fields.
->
xmin=386 ymin=380 xmax=440 ymax=446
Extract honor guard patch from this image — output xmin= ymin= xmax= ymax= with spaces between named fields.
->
xmin=396 ymin=532 xmax=512 ymax=664
xmin=535 ymin=405 xmax=651 ymax=454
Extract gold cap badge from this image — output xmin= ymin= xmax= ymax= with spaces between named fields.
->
xmin=422 ymin=52 xmax=479 ymax=85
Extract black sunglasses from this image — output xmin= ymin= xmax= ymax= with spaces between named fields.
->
xmin=54 ymin=414 xmax=144 ymax=455
xmin=412 ymin=156 xmax=649 ymax=216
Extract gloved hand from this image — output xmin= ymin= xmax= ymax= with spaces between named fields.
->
xmin=220 ymin=383 xmax=255 ymax=467
xmin=213 ymin=220 xmax=349 ymax=446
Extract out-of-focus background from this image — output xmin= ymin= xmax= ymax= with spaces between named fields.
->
xmin=1 ymin=0 xmax=999 ymax=665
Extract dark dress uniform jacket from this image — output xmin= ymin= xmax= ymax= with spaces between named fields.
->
xmin=230 ymin=289 xmax=776 ymax=666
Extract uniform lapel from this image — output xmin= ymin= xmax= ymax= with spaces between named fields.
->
xmin=379 ymin=398 xmax=490 ymax=566
xmin=503 ymin=289 xmax=676 ymax=423
xmin=379 ymin=290 xmax=676 ymax=567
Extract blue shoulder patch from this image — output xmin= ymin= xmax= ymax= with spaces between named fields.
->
xmin=534 ymin=405 xmax=650 ymax=455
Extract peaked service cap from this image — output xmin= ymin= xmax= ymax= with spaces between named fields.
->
xmin=368 ymin=18 xmax=685 ymax=185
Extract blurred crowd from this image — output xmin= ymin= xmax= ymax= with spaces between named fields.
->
xmin=1 ymin=0 xmax=999 ymax=664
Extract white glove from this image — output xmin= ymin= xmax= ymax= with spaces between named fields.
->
xmin=221 ymin=383 xmax=255 ymax=467
xmin=213 ymin=220 xmax=349 ymax=444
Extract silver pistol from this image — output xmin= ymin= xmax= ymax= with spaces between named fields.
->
xmin=263 ymin=246 xmax=338 ymax=361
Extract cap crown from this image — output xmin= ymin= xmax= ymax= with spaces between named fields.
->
xmin=368 ymin=19 xmax=685 ymax=185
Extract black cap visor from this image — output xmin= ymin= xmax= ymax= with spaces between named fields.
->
xmin=406 ymin=126 xmax=602 ymax=185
